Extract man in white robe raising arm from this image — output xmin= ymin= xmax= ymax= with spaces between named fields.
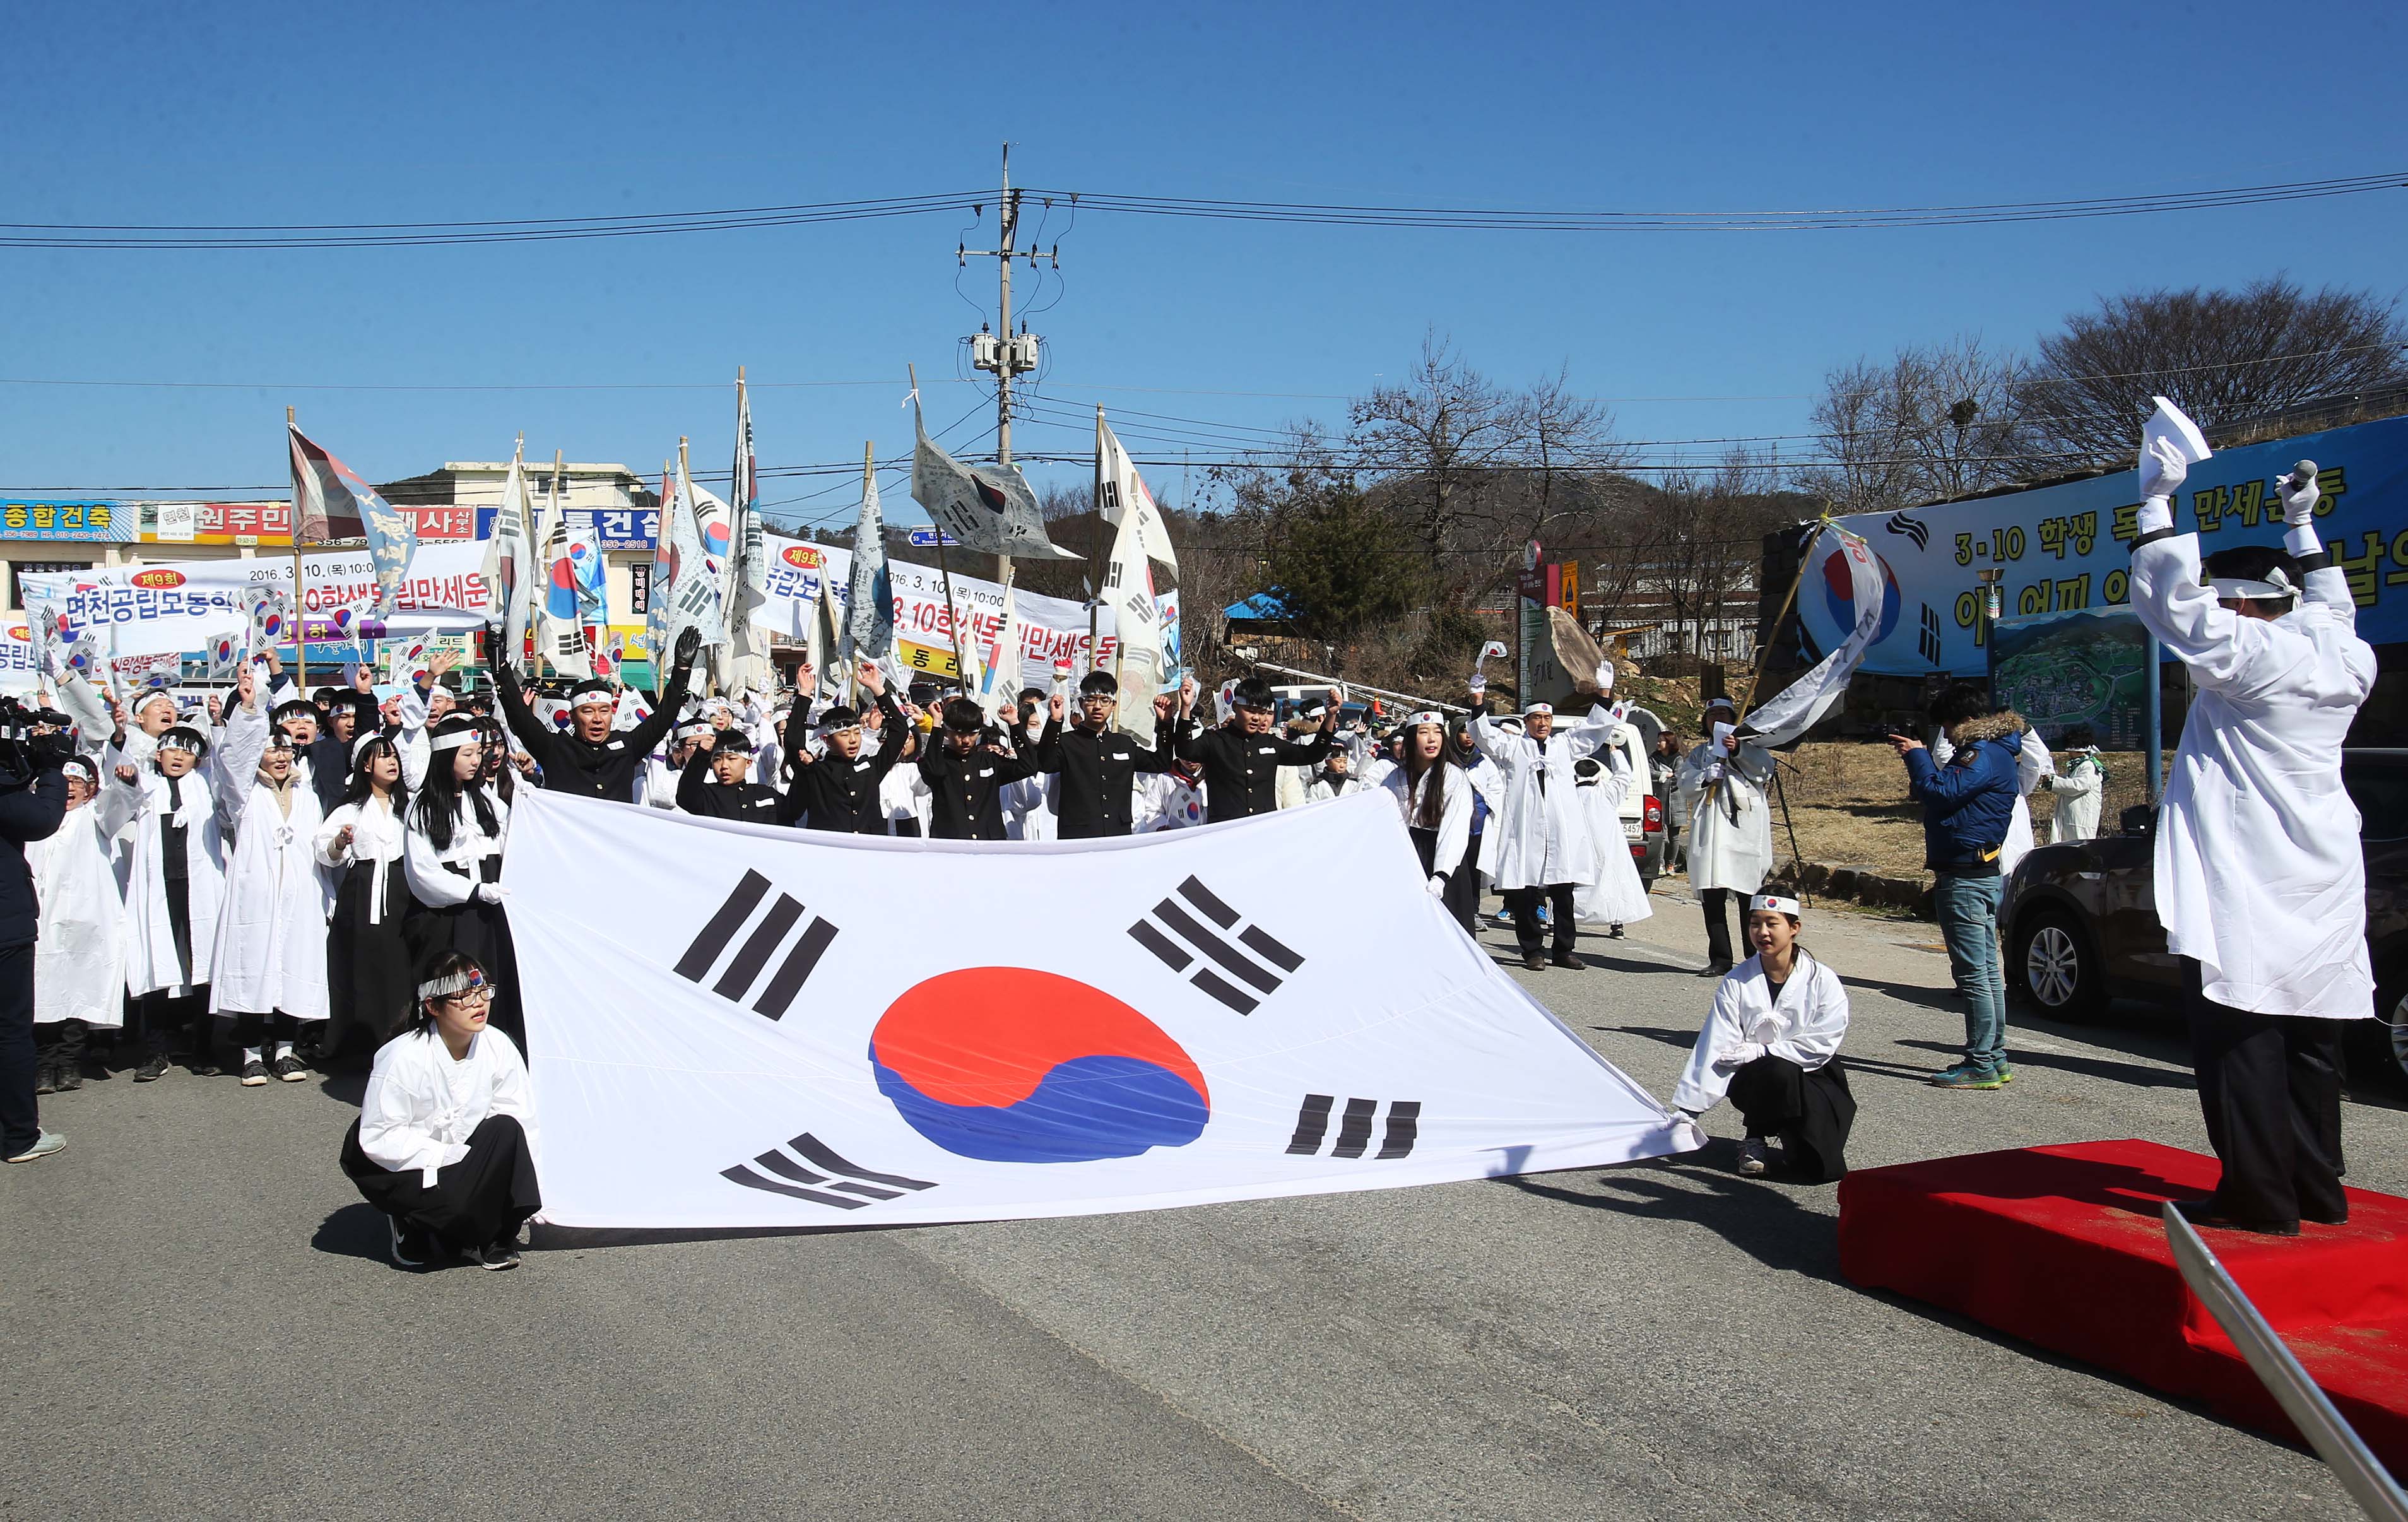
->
xmin=1468 ymin=683 xmax=1617 ymax=971
xmin=2128 ymin=442 xmax=2375 ymax=1236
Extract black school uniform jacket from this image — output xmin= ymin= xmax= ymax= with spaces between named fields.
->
xmin=1047 ymin=719 xmax=1176 ymax=839
xmin=1175 ymin=721 xmax=1333 ymax=823
xmin=777 ymin=694 xmax=906 ymax=833
xmin=674 ymin=757 xmax=783 ymax=823
xmin=918 ymin=719 xmax=1059 ymax=841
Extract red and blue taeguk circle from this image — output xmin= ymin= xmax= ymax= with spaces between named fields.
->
xmin=870 ymin=968 xmax=1210 ymax=1164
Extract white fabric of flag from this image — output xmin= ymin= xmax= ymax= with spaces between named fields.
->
xmin=504 ymin=788 xmax=1696 ymax=1229
xmin=1104 ymin=502 xmax=1162 ymax=743
xmin=666 ymin=453 xmax=729 ymax=654
xmin=480 ymin=447 xmax=537 ymax=674
xmin=1743 ymin=522 xmax=1884 ymax=749
xmin=910 ymin=397 xmax=1080 ymax=561
xmin=842 ymin=457 xmax=895 ymax=664
xmin=718 ymin=381 xmax=772 ymax=693
xmin=976 ymin=575 xmax=1027 ymax=724
xmin=533 ymin=477 xmax=592 ymax=679
xmin=1099 ymin=418 xmax=1178 ymax=574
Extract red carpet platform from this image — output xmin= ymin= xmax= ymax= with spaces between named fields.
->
xmin=1836 ymin=1139 xmax=2408 ymax=1469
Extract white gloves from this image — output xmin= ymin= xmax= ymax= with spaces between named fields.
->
xmin=2139 ymin=434 xmax=2189 ymax=505
xmin=1427 ymin=874 xmax=1448 ymax=898
xmin=2278 ymin=464 xmax=2323 ymax=558
xmin=1713 ymin=1041 xmax=1767 ymax=1072
xmin=473 ymin=882 xmax=508 ymax=904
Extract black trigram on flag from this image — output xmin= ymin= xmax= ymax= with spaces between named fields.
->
xmin=721 ymin=1132 xmax=937 ymax=1211
xmin=674 ymin=869 xmax=839 ymax=1020
xmin=1127 ymin=874 xmax=1304 ymax=1015
xmin=1287 ymin=1094 xmax=1420 ymax=1160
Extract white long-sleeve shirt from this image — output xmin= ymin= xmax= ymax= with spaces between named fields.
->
xmin=2129 ymin=528 xmax=2375 ymax=1018
xmin=1675 ymin=951 xmax=1850 ymax=1114
xmin=316 ymin=793 xmax=408 ymax=924
xmin=403 ymin=792 xmax=511 ymax=909
xmin=358 ymin=1025 xmax=539 ymax=1187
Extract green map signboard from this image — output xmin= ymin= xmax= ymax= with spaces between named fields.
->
xmin=1989 ymin=606 xmax=2152 ymax=750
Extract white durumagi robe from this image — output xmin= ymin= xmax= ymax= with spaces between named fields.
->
xmin=1574 ymin=753 xmax=1653 ymax=924
xmin=2050 ymin=752 xmax=2106 ymax=844
xmin=1675 ymin=738 xmax=1776 ymax=895
xmin=879 ymin=762 xmax=930 ymax=835
xmin=1674 ymin=952 xmax=1850 ymax=1114
xmin=208 ymin=705 xmax=334 ymax=1022
xmin=30 ymin=794 xmax=134 ymax=1027
xmin=1458 ymin=753 xmax=1504 ymax=880
xmin=1470 ymin=712 xmax=1616 ymax=890
xmin=2130 ymin=533 xmax=2376 ymax=1019
xmin=1136 ymin=769 xmax=1207 ymax=832
xmin=114 ymin=761 xmax=229 ymax=998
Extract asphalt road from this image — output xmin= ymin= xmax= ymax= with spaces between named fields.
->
xmin=4 ymin=887 xmax=2401 ymax=1521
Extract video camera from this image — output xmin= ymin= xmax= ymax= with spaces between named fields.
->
xmin=0 ymin=695 xmax=74 ymax=782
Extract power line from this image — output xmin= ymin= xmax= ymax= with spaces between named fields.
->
xmin=10 ymin=172 xmax=2399 ymax=250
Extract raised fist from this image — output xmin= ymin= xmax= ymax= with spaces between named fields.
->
xmin=674 ymin=626 xmax=702 ymax=667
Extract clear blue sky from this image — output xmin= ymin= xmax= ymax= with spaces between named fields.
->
xmin=4 ymin=0 xmax=2403 ymax=533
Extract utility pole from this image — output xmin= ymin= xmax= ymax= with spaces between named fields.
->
xmin=960 ymin=143 xmax=1056 ymax=582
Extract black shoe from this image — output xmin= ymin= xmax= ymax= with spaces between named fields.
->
xmin=1521 ymin=950 xmax=1548 ymax=971
xmin=1552 ymin=950 xmax=1584 ymax=970
xmin=2171 ymin=1198 xmax=2299 ymax=1237
xmin=2302 ymin=1205 xmax=2351 ymax=1227
xmin=1607 ymin=923 xmax=1626 ymax=939
xmin=53 ymin=1061 xmax=82 ymax=1092
xmin=1699 ymin=959 xmax=1734 ymax=977
xmin=33 ymin=1061 xmax=56 ymax=1096
xmin=473 ymin=1240 xmax=522 ymax=1271
xmin=133 ymin=1053 xmax=170 ymax=1082
xmin=388 ymin=1217 xmax=431 ymax=1269
xmin=271 ymin=1053 xmax=309 ymax=1083
xmin=239 ymin=1059 xmax=269 ymax=1087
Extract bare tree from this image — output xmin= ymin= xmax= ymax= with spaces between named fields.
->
xmin=1797 ymin=336 xmax=2036 ymax=512
xmin=2021 ymin=275 xmax=2408 ymax=466
xmin=1347 ymin=332 xmax=1624 ymax=580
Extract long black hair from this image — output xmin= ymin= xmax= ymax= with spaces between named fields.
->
xmin=395 ymin=949 xmax=486 ymax=1040
xmin=411 ymin=719 xmax=499 ymax=851
xmin=474 ymin=716 xmax=516 ymax=805
xmin=339 ymin=735 xmax=410 ymax=816
xmin=1399 ymin=724 xmax=1449 ymax=831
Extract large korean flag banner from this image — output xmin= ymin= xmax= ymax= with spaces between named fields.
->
xmin=507 ymin=789 xmax=1696 ymax=1228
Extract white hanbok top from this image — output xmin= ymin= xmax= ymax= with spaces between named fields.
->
xmin=358 ymin=1025 xmax=540 ymax=1188
xmin=880 ymin=763 xmax=931 ymax=834
xmin=2130 ymin=532 xmax=2376 ymax=1018
xmin=1136 ymin=770 xmax=1208 ymax=832
xmin=1574 ymin=753 xmax=1653 ymax=924
xmin=1469 ymin=712 xmax=1616 ymax=890
xmin=1999 ymin=731 xmax=2055 ymax=877
xmin=1675 ymin=737 xmax=1776 ymax=895
xmin=30 ymin=794 xmax=133 ymax=1027
xmin=1379 ymin=761 xmax=1471 ymax=882
xmin=403 ymin=791 xmax=512 ymax=909
xmin=1675 ymin=951 xmax=1850 ymax=1114
xmin=316 ymin=792 xmax=408 ymax=924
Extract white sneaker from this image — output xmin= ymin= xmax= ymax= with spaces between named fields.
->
xmin=5 ymin=1128 xmax=65 ymax=1164
xmin=1736 ymin=1137 xmax=1769 ymax=1176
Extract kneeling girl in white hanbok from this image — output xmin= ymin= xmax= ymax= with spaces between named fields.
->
xmin=340 ymin=951 xmax=540 ymax=1271
xmin=1674 ymin=891 xmax=1855 ymax=1182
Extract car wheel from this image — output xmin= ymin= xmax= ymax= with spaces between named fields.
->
xmin=2014 ymin=909 xmax=2103 ymax=1021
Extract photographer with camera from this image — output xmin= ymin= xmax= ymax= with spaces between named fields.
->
xmin=0 ymin=697 xmax=73 ymax=1162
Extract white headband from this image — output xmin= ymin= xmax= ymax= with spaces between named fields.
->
xmin=428 ymin=729 xmax=481 ymax=752
xmin=675 ymin=720 xmax=713 ymax=741
xmin=1749 ymin=894 xmax=1802 ymax=917
xmin=418 ymin=968 xmax=487 ymax=1001
xmin=156 ymin=737 xmax=199 ymax=757
xmin=570 ymin=689 xmax=616 ymax=711
xmin=2209 ymin=573 xmax=2296 ymax=602
xmin=1522 ymin=702 xmax=1553 ymax=716
xmin=1405 ymin=711 xmax=1446 ymax=728
xmin=134 ymin=690 xmax=178 ymax=717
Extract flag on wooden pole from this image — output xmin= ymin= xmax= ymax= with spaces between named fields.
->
xmin=287 ymin=422 xmax=416 ymax=615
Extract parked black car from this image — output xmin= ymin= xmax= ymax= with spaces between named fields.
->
xmin=2000 ymin=748 xmax=2408 ymax=1088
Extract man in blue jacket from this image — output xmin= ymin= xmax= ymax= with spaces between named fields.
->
xmin=0 ymin=716 xmax=69 ymax=1163
xmin=1890 ymin=681 xmax=2025 ymax=1090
